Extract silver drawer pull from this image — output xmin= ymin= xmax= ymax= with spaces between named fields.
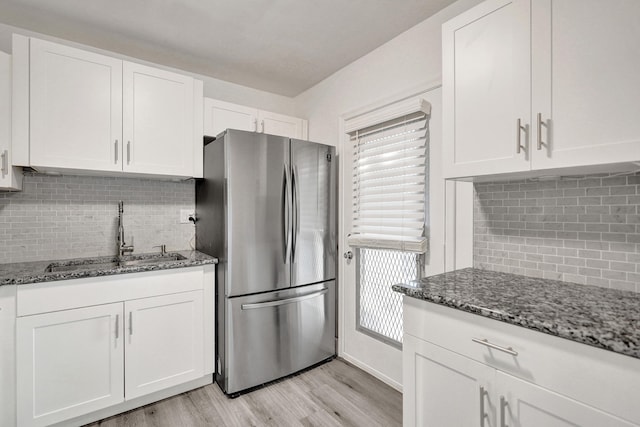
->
xmin=472 ymin=338 xmax=518 ymax=356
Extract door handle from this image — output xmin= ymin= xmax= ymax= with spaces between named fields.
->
xmin=291 ymin=165 xmax=299 ymax=263
xmin=479 ymin=386 xmax=486 ymax=427
xmin=1 ymin=149 xmax=7 ymax=175
xmin=282 ymin=163 xmax=292 ymax=263
xmin=129 ymin=311 xmax=133 ymax=336
xmin=114 ymin=140 xmax=119 ymax=164
xmin=472 ymin=338 xmax=518 ymax=356
xmin=343 ymin=251 xmax=353 ymax=260
xmin=127 ymin=141 xmax=131 ymax=164
xmin=261 ymin=120 xmax=265 ymax=133
xmin=537 ymin=113 xmax=545 ymax=150
xmin=500 ymin=396 xmax=508 ymax=427
xmin=241 ymin=288 xmax=328 ymax=310
xmin=115 ymin=314 xmax=119 ymax=340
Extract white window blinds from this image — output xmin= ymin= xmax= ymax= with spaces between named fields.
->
xmin=347 ymin=99 xmax=431 ymax=253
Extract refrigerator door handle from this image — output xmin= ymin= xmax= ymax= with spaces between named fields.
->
xmin=241 ymin=288 xmax=328 ymax=310
xmin=291 ymin=165 xmax=300 ymax=263
xmin=282 ymin=163 xmax=292 ymax=264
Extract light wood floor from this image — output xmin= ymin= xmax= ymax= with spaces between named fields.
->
xmin=86 ymin=359 xmax=402 ymax=427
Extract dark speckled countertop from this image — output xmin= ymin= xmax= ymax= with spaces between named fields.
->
xmin=0 ymin=250 xmax=217 ymax=286
xmin=393 ymin=267 xmax=640 ymax=359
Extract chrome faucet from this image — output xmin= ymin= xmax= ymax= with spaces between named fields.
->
xmin=117 ymin=201 xmax=134 ymax=257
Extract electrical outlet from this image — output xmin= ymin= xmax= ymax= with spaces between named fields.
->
xmin=180 ymin=209 xmax=194 ymax=224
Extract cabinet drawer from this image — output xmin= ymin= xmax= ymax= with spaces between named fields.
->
xmin=404 ymin=297 xmax=640 ymax=425
xmin=17 ymin=267 xmax=204 ymax=317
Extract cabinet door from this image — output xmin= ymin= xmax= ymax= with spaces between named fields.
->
xmin=203 ymin=98 xmax=257 ymax=137
xmin=258 ymin=110 xmax=307 ymax=139
xmin=531 ymin=0 xmax=640 ymax=170
xmin=0 ymin=51 xmax=22 ymax=190
xmin=30 ymin=38 xmax=123 ymax=172
xmin=442 ymin=0 xmax=531 ymax=178
xmin=16 ymin=303 xmax=124 ymax=427
xmin=403 ymin=334 xmax=496 ymax=427
xmin=497 ymin=371 xmax=637 ymax=427
xmin=124 ymin=291 xmax=204 ymax=399
xmin=123 ymin=62 xmax=194 ymax=177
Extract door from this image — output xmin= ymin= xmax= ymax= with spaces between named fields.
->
xmin=29 ymin=38 xmax=122 ymax=172
xmin=258 ymin=110 xmax=306 ymax=139
xmin=404 ymin=334 xmax=496 ymax=427
xmin=226 ymin=130 xmax=291 ymax=296
xmin=223 ymin=281 xmax=335 ymax=394
xmin=442 ymin=0 xmax=531 ymax=178
xmin=16 ymin=303 xmax=124 ymax=427
xmin=531 ymin=0 xmax=640 ymax=170
xmin=290 ymin=139 xmax=337 ymax=287
xmin=123 ymin=61 xmax=194 ymax=176
xmin=124 ymin=291 xmax=204 ymax=399
xmin=497 ymin=371 xmax=637 ymax=427
xmin=203 ymin=98 xmax=257 ymax=137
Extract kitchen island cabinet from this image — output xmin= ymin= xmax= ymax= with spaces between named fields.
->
xmin=443 ymin=0 xmax=640 ymax=180
xmin=395 ymin=269 xmax=640 ymax=427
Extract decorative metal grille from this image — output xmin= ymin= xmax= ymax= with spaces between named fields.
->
xmin=356 ymin=248 xmax=420 ymax=347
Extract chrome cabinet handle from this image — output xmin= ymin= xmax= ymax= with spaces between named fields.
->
xmin=1 ymin=150 xmax=7 ymax=175
xmin=516 ymin=119 xmax=526 ymax=154
xmin=114 ymin=140 xmax=119 ymax=164
xmin=479 ymin=386 xmax=486 ymax=427
xmin=241 ymin=288 xmax=328 ymax=310
xmin=127 ymin=141 xmax=131 ymax=164
xmin=500 ymin=396 xmax=508 ymax=427
xmin=115 ymin=314 xmax=119 ymax=339
xmin=537 ymin=113 xmax=545 ymax=150
xmin=129 ymin=311 xmax=133 ymax=335
xmin=472 ymin=338 xmax=518 ymax=356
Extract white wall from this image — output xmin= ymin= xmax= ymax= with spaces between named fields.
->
xmin=0 ymin=23 xmax=296 ymax=115
xmin=294 ymin=0 xmax=481 ymax=388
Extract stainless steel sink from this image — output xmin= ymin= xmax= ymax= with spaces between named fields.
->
xmin=45 ymin=253 xmax=187 ymax=273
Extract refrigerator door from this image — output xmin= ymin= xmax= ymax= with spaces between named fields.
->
xmin=226 ymin=130 xmax=291 ymax=297
xmin=222 ymin=281 xmax=336 ymax=394
xmin=290 ymin=140 xmax=337 ymax=287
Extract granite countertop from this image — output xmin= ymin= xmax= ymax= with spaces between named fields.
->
xmin=393 ymin=267 xmax=640 ymax=359
xmin=0 ymin=250 xmax=218 ymax=286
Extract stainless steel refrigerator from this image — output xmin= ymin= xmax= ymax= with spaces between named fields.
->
xmin=195 ymin=129 xmax=337 ymax=395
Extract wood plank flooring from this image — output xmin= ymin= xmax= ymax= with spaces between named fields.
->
xmin=86 ymin=359 xmax=402 ymax=427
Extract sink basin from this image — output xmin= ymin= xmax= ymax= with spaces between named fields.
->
xmin=45 ymin=253 xmax=188 ymax=273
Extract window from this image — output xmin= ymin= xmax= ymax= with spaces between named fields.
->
xmin=346 ymin=97 xmax=431 ymax=347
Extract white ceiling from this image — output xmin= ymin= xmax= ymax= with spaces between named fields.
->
xmin=0 ymin=0 xmax=456 ymax=96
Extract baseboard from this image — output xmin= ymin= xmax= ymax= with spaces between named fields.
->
xmin=340 ymin=352 xmax=403 ymax=392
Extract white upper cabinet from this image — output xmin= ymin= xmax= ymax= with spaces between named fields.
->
xmin=204 ymin=98 xmax=258 ymax=137
xmin=14 ymin=35 xmax=202 ymax=178
xmin=443 ymin=0 xmax=531 ymax=178
xmin=123 ymin=62 xmax=194 ymax=176
xmin=29 ymin=38 xmax=123 ymax=172
xmin=531 ymin=0 xmax=640 ymax=170
xmin=0 ymin=51 xmax=22 ymax=190
xmin=204 ymin=97 xmax=308 ymax=140
xmin=443 ymin=0 xmax=640 ymax=179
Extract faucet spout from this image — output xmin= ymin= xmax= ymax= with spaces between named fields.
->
xmin=117 ymin=201 xmax=134 ymax=257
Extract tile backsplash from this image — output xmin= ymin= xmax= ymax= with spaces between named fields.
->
xmin=474 ymin=173 xmax=640 ymax=292
xmin=0 ymin=173 xmax=195 ymax=263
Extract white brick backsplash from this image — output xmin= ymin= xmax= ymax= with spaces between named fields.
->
xmin=474 ymin=173 xmax=640 ymax=292
xmin=0 ymin=173 xmax=195 ymax=263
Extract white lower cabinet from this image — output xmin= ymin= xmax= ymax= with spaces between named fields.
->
xmin=125 ymin=291 xmax=204 ymax=399
xmin=16 ymin=303 xmax=124 ymax=427
xmin=14 ymin=266 xmax=215 ymax=427
xmin=403 ymin=298 xmax=640 ymax=427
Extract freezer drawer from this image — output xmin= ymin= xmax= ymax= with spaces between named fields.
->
xmin=220 ymin=281 xmax=336 ymax=394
